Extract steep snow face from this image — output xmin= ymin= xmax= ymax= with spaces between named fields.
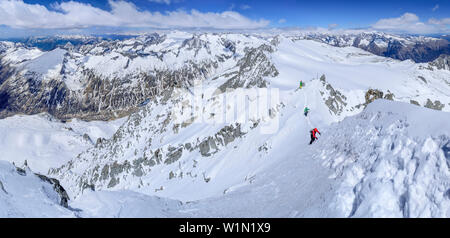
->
xmin=0 ymin=113 xmax=126 ymax=174
xmin=21 ymin=48 xmax=66 ymax=79
xmin=0 ymin=161 xmax=74 ymax=217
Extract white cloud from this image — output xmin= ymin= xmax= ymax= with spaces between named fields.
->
xmin=372 ymin=13 xmax=449 ymax=34
xmin=0 ymin=0 xmax=269 ymax=29
xmin=328 ymin=23 xmax=338 ymax=30
xmin=428 ymin=18 xmax=450 ymax=25
xmin=241 ymin=5 xmax=251 ymax=10
xmin=432 ymin=4 xmax=439 ymax=12
xmin=278 ymin=18 xmax=286 ymax=24
xmin=148 ymin=0 xmax=171 ymax=4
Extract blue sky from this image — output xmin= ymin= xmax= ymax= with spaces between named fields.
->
xmin=0 ymin=0 xmax=449 ymax=38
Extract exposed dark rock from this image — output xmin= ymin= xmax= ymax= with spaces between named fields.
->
xmin=107 ymin=177 xmax=119 ymax=188
xmin=417 ymin=76 xmax=427 ymax=84
xmin=442 ymin=142 xmax=450 ymax=161
xmin=365 ymin=89 xmax=384 ymax=104
xmin=16 ymin=167 xmax=26 ymax=176
xmin=0 ymin=180 xmax=7 ymax=194
xmin=35 ymin=174 xmax=70 ymax=208
xmin=83 ymin=133 xmax=93 ymax=144
xmin=424 ymin=99 xmax=445 ymax=111
xmin=95 ymin=137 xmax=105 ymax=148
xmin=319 ymin=74 xmax=348 ymax=115
xmin=199 ymin=137 xmax=216 ymax=157
xmin=198 ymin=123 xmax=245 ymax=157
xmin=218 ymin=44 xmax=279 ymax=92
xmin=410 ymin=100 xmax=420 ymax=106
xmin=165 ymin=146 xmax=183 ymax=164
xmin=384 ymin=91 xmax=395 ymax=100
xmin=81 ymin=183 xmax=95 ymax=192
xmin=184 ymin=142 xmax=193 ymax=151
xmin=169 ymin=171 xmax=176 ymax=180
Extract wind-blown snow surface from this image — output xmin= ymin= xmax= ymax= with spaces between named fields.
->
xmin=320 ymin=100 xmax=450 ymax=217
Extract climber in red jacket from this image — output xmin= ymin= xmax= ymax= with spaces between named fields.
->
xmin=309 ymin=128 xmax=321 ymax=144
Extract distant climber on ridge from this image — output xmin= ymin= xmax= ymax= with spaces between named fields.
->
xmin=309 ymin=128 xmax=321 ymax=144
xmin=299 ymin=80 xmax=304 ymax=89
xmin=304 ymin=107 xmax=310 ymax=116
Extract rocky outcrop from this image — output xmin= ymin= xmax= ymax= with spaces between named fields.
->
xmin=0 ymin=60 xmax=216 ymax=121
xmin=12 ymin=163 xmax=70 ymax=208
xmin=319 ymin=74 xmax=348 ymax=115
xmin=429 ymin=54 xmax=450 ymax=70
xmin=49 ymin=121 xmax=247 ymax=195
xmin=218 ymin=44 xmax=279 ymax=92
xmin=364 ymin=89 xmax=395 ymax=105
xmin=197 ymin=123 xmax=246 ymax=157
xmin=424 ymin=99 xmax=445 ymax=111
xmin=410 ymin=100 xmax=420 ymax=106
xmin=0 ymin=180 xmax=7 ymax=194
xmin=35 ymin=174 xmax=70 ymax=208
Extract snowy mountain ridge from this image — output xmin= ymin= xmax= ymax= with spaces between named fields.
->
xmin=0 ymin=31 xmax=449 ymax=121
xmin=0 ymin=32 xmax=276 ymax=120
xmin=0 ymin=33 xmax=449 ymax=217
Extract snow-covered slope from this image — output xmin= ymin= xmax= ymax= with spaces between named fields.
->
xmin=46 ymin=37 xmax=450 ymax=218
xmin=0 ymin=161 xmax=73 ymax=217
xmin=70 ymin=190 xmax=183 ymax=218
xmin=273 ymin=38 xmax=450 ymax=113
xmin=63 ymin=99 xmax=450 ymax=218
xmin=1 ymin=33 xmax=449 ymax=217
xmin=162 ymin=100 xmax=450 ymax=218
xmin=321 ymin=100 xmax=450 ymax=217
xmin=0 ymin=159 xmax=187 ymax=218
xmin=288 ymin=31 xmax=450 ymax=63
xmin=0 ymin=113 xmax=125 ymax=174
